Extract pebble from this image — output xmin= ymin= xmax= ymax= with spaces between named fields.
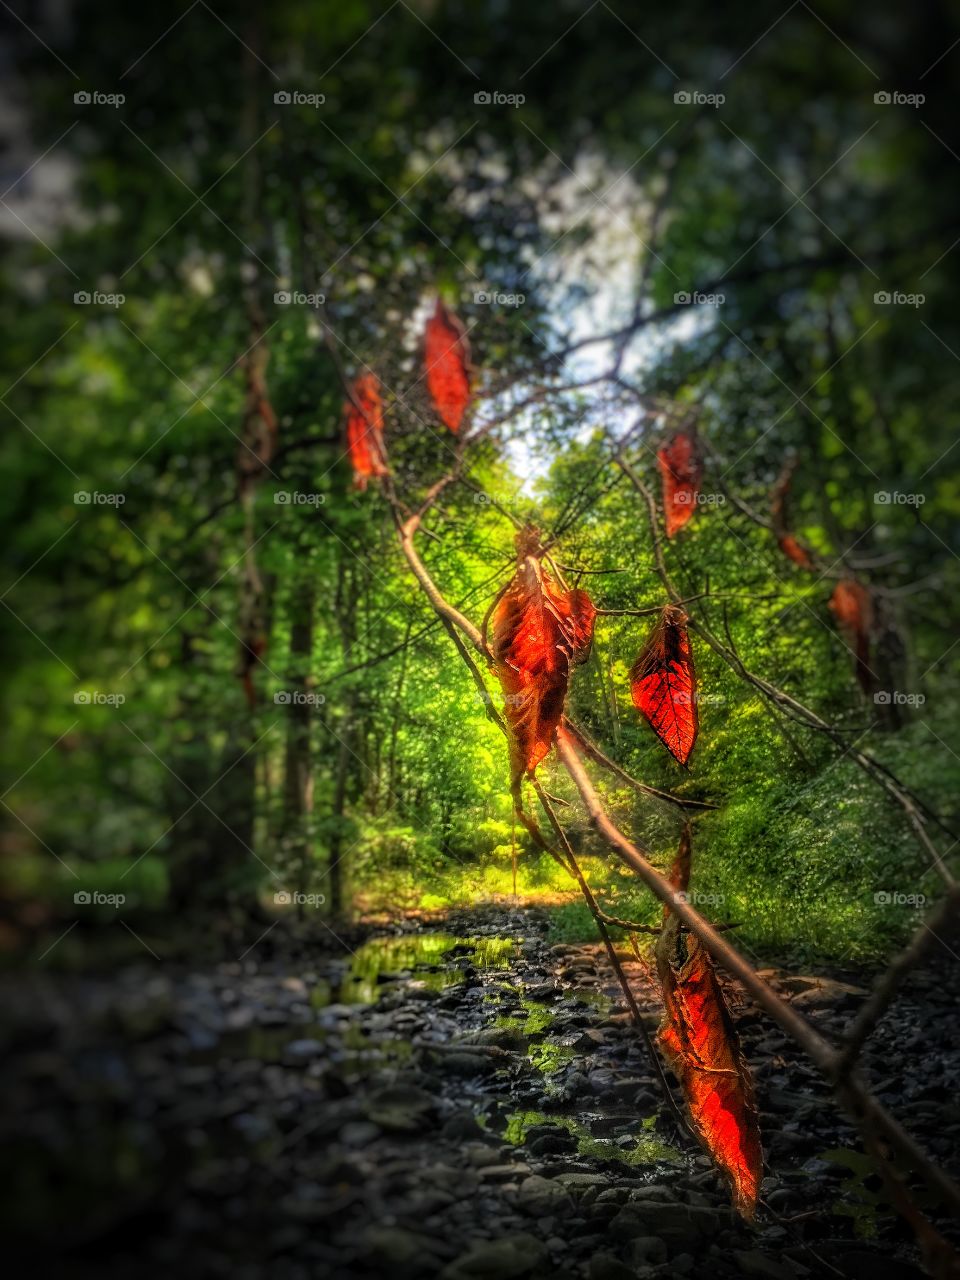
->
xmin=440 ymin=1233 xmax=548 ymax=1280
xmin=5 ymin=905 xmax=957 ymax=1280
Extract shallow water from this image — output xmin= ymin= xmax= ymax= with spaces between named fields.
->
xmin=314 ymin=932 xmax=518 ymax=1006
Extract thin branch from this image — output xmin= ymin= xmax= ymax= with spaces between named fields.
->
xmin=836 ymin=884 xmax=960 ymax=1072
xmin=563 ymin=717 xmax=718 ymax=811
xmin=533 ymin=781 xmax=688 ymax=1136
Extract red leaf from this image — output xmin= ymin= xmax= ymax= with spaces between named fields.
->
xmin=656 ymin=828 xmax=762 ymax=1219
xmin=777 ymin=533 xmax=815 ymax=570
xmin=424 ymin=299 xmax=471 ymax=432
xmin=491 ymin=529 xmax=594 ymax=778
xmin=566 ymin=588 xmax=597 ymax=665
xmin=770 ymin=460 xmax=816 ymax=571
xmin=657 ymin=923 xmax=763 ymax=1217
xmin=345 ymin=373 xmax=388 ymax=491
xmin=630 ymin=605 xmax=698 ymax=765
xmin=657 ymin=431 xmax=703 ymax=537
xmin=829 ymin=579 xmax=874 ymax=693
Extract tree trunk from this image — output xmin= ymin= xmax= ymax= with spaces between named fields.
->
xmin=326 ymin=708 xmax=354 ymax=917
xmin=281 ymin=584 xmax=316 ymax=907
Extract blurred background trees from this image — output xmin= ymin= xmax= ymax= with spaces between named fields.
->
xmin=1 ymin=0 xmax=958 ymax=963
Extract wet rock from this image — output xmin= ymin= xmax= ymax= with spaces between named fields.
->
xmin=365 ymin=1083 xmax=437 ymax=1132
xmin=627 ymin=1185 xmax=681 ymax=1203
xmin=588 ymin=1253 xmax=636 ymax=1280
xmin=516 ymin=1174 xmax=572 ymax=1216
xmin=441 ymin=1233 xmax=548 ymax=1280
xmin=407 ymin=984 xmax=445 ymax=1001
xmin=465 ymin=1026 xmax=528 ymax=1052
xmin=282 ymin=1038 xmax=325 ymax=1062
xmin=843 ymin=1254 xmax=931 ymax=1280
xmin=554 ymin=1172 xmax=610 ymax=1191
xmin=525 ymin=982 xmax=559 ymax=1000
xmin=467 ymin=1144 xmax=509 ymax=1168
xmin=361 ymin=1227 xmax=445 ymax=1277
xmin=609 ymin=1201 xmax=728 ymax=1247
xmin=479 ymin=1162 xmax=531 ymax=1183
xmin=788 ymin=979 xmax=868 ymax=1009
xmin=588 ymin=1189 xmax=626 ymax=1210
xmin=441 ymin=1110 xmax=486 ymax=1140
xmin=435 ymin=1050 xmax=496 ymax=1077
xmin=626 ymin=1237 xmax=668 ymax=1267
xmin=405 ymin=1188 xmax=457 ymax=1216
xmin=732 ymin=1250 xmax=801 ymax=1279
xmin=338 ymin=1119 xmax=380 ymax=1147
xmin=527 ymin=1131 xmax=577 ymax=1156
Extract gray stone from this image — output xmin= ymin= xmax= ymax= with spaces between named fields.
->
xmin=467 ymin=1144 xmax=507 ymax=1168
xmin=338 ymin=1120 xmax=381 ymax=1147
xmin=434 ymin=1051 xmax=494 ymax=1077
xmin=627 ymin=1236 xmax=668 ymax=1267
xmin=365 ymin=1083 xmax=436 ymax=1132
xmin=479 ymin=1163 xmax=531 ymax=1183
xmin=731 ymin=1251 xmax=799 ymax=1280
xmin=609 ymin=1201 xmax=727 ymax=1246
xmin=516 ymin=1174 xmax=573 ymax=1217
xmin=362 ymin=1227 xmax=443 ymax=1277
xmin=282 ymin=1038 xmax=325 ymax=1062
xmin=441 ymin=1233 xmax=549 ymax=1280
xmin=628 ymin=1184 xmax=680 ymax=1203
xmin=554 ymin=1172 xmax=609 ymax=1190
xmin=588 ymin=1252 xmax=636 ymax=1280
xmin=464 ymin=1025 xmax=528 ymax=1051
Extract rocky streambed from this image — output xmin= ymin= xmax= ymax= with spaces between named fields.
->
xmin=3 ymin=905 xmax=958 ymax=1279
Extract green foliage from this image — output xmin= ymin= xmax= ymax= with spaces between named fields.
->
xmin=3 ymin=0 xmax=958 ymax=970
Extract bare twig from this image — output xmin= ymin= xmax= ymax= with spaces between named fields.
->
xmin=563 ymin=717 xmax=718 ymax=811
